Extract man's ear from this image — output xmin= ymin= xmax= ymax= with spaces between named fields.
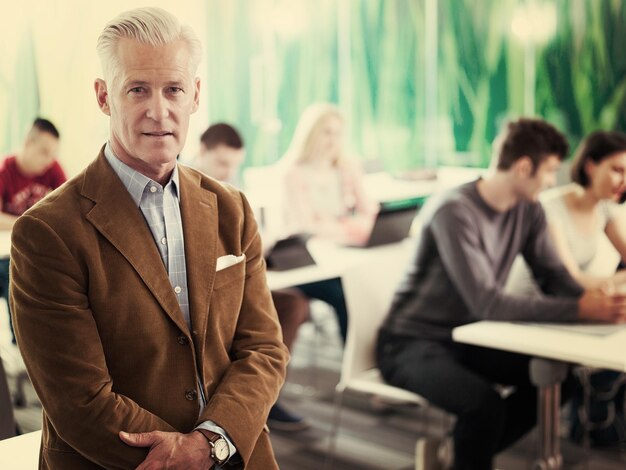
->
xmin=94 ymin=79 xmax=111 ymax=116
xmin=191 ymin=77 xmax=201 ymax=114
xmin=514 ymin=156 xmax=533 ymax=178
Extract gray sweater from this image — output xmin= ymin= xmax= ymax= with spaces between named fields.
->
xmin=381 ymin=180 xmax=583 ymax=341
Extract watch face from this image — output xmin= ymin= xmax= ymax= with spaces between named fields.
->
xmin=214 ymin=438 xmax=230 ymax=461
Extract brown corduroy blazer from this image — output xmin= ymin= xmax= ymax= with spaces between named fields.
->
xmin=10 ymin=149 xmax=288 ymax=469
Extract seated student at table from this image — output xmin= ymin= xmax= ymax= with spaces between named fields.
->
xmin=376 ymin=118 xmax=626 ymax=470
xmin=279 ymin=103 xmax=378 ymax=342
xmin=0 ymin=117 xmax=66 ymax=344
xmin=506 ymin=130 xmax=626 ymax=446
xmin=192 ymin=122 xmax=311 ymax=430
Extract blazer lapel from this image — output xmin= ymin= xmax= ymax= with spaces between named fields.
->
xmin=178 ymin=166 xmax=218 ymax=358
xmin=81 ymin=151 xmax=189 ymax=334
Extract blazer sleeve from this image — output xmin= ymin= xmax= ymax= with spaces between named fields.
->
xmin=197 ymin=192 xmax=289 ymax=466
xmin=10 ymin=214 xmax=177 ymax=470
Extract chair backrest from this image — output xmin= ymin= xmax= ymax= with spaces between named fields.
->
xmin=338 ymin=241 xmax=412 ymax=388
xmin=242 ymin=165 xmax=287 ymax=241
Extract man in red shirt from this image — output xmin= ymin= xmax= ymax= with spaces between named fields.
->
xmin=0 ymin=118 xmax=66 ymax=227
xmin=0 ymin=117 xmax=66 ymax=343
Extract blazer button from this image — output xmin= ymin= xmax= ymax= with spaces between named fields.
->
xmin=177 ymin=335 xmax=189 ymax=345
xmin=185 ymin=389 xmax=198 ymax=401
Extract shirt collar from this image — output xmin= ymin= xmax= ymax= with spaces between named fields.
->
xmin=104 ymin=142 xmax=180 ymax=207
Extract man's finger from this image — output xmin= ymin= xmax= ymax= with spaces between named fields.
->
xmin=119 ymin=431 xmax=159 ymax=447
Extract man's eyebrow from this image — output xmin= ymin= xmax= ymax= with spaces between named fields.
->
xmin=164 ymin=80 xmax=186 ymax=88
xmin=123 ymin=80 xmax=186 ymax=87
xmin=123 ymin=80 xmax=149 ymax=88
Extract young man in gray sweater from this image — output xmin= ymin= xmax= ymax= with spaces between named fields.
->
xmin=377 ymin=118 xmax=626 ymax=470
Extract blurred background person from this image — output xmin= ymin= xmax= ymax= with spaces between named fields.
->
xmin=277 ymin=103 xmax=379 ymax=344
xmin=280 ymin=102 xmax=378 ymax=243
xmin=193 ymin=123 xmax=245 ymax=186
xmin=0 ymin=118 xmax=66 ymax=230
xmin=0 ymin=117 xmax=66 ymax=344
xmin=192 ymin=122 xmax=311 ymax=431
xmin=507 ymin=130 xmax=626 ymax=446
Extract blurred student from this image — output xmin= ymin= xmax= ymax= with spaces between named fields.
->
xmin=507 ymin=130 xmax=626 ymax=445
xmin=550 ymin=131 xmax=626 ymax=287
xmin=281 ymin=102 xmax=377 ymax=242
xmin=507 ymin=130 xmax=626 ymax=292
xmin=0 ymin=117 xmax=66 ymax=343
xmin=194 ymin=122 xmax=311 ymax=431
xmin=279 ymin=103 xmax=377 ymax=342
xmin=377 ymin=118 xmax=626 ymax=470
xmin=0 ymin=118 xmax=66 ymax=228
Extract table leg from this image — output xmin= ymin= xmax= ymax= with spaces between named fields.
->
xmin=529 ymin=358 xmax=569 ymax=470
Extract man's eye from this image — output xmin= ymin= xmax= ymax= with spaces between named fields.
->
xmin=129 ymin=87 xmax=144 ymax=94
xmin=168 ymin=87 xmax=183 ymax=94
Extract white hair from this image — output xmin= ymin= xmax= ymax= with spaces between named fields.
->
xmin=96 ymin=7 xmax=202 ymax=85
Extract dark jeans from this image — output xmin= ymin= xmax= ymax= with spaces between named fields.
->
xmin=378 ymin=332 xmax=550 ymax=470
xmin=0 ymin=257 xmax=14 ymax=344
xmin=296 ymin=277 xmax=348 ymax=343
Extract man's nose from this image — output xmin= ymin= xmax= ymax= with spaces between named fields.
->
xmin=146 ymin=94 xmax=169 ymax=121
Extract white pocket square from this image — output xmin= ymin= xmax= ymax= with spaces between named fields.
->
xmin=216 ymin=254 xmax=245 ymax=271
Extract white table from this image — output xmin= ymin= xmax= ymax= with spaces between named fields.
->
xmin=453 ymin=321 xmax=626 ymax=469
xmin=0 ymin=430 xmax=40 ymax=469
xmin=453 ymin=321 xmax=626 ymax=371
xmin=266 ymin=237 xmax=414 ymax=291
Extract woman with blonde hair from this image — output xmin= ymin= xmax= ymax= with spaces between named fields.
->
xmin=281 ymin=102 xmax=377 ymax=241
xmin=277 ymin=103 xmax=377 ymax=347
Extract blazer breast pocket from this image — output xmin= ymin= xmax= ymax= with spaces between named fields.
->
xmin=213 ymin=258 xmax=246 ymax=290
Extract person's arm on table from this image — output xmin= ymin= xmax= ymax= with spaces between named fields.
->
xmin=433 ymin=202 xmax=626 ymax=324
xmin=432 ymin=203 xmax=581 ymax=322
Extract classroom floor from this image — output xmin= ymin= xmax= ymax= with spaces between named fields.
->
xmin=3 ymin=304 xmax=626 ymax=469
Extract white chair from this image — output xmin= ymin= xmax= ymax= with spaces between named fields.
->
xmin=325 ymin=242 xmax=429 ymax=468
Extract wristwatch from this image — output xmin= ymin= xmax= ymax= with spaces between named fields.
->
xmin=197 ymin=430 xmax=230 ymax=465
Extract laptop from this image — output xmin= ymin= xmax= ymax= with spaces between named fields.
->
xmin=265 ymin=234 xmax=316 ymax=271
xmin=345 ymin=199 xmax=421 ymax=248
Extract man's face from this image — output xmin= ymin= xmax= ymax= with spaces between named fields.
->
xmin=517 ymin=155 xmax=561 ymax=201
xmin=198 ymin=143 xmax=244 ymax=183
xmin=95 ymin=38 xmax=200 ymax=177
xmin=21 ymin=131 xmax=59 ymax=176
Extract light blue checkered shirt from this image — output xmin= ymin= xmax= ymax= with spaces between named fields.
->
xmin=104 ymin=145 xmax=190 ymax=327
xmin=104 ymin=144 xmax=237 ymax=463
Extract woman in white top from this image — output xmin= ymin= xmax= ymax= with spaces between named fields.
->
xmin=280 ymin=102 xmax=377 ymax=243
xmin=507 ymin=130 xmax=626 ymax=446
xmin=506 ymin=130 xmax=626 ymax=294
xmin=559 ymin=131 xmax=626 ymax=446
xmin=277 ymin=103 xmax=377 ymax=344
xmin=548 ymin=130 xmax=626 ymax=289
